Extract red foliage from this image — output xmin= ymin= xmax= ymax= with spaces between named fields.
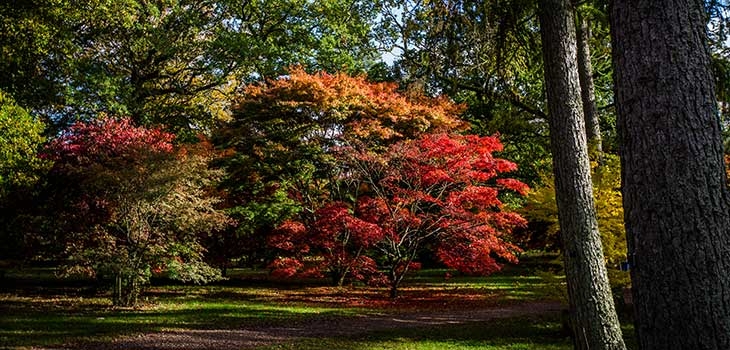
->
xmin=268 ymin=202 xmax=387 ymax=285
xmin=44 ymin=117 xmax=177 ymax=224
xmin=312 ymin=202 xmax=384 ymax=248
xmin=497 ymin=178 xmax=530 ymax=196
xmin=47 ymin=116 xmax=174 ymax=165
xmin=268 ymin=220 xmax=308 ymax=252
xmin=269 ymin=132 xmax=528 ymax=295
xmin=269 ymin=257 xmax=304 ymax=278
xmin=243 ymin=70 xmax=527 ymax=296
xmin=346 ymin=133 xmax=528 ymax=286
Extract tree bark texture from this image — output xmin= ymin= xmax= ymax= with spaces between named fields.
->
xmin=538 ymin=1 xmax=626 ymax=349
xmin=611 ymin=1 xmax=730 ymax=349
xmin=576 ymin=14 xmax=603 ymax=157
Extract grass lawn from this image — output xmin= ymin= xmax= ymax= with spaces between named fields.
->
xmin=0 ymin=253 xmax=636 ymax=349
xmin=264 ymin=317 xmax=572 ymax=350
xmin=0 ymin=287 xmax=364 ymax=348
xmin=263 ymin=317 xmax=637 ymax=350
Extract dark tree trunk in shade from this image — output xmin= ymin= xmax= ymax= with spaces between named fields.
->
xmin=576 ymin=14 xmax=602 ymax=158
xmin=538 ymin=0 xmax=626 ymax=349
xmin=611 ymin=1 xmax=730 ymax=349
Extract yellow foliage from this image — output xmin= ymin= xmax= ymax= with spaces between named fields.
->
xmin=592 ymin=155 xmax=627 ymax=266
xmin=522 ymin=154 xmax=627 ymax=266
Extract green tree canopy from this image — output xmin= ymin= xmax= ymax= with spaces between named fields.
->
xmin=2 ymin=0 xmax=382 ymax=138
xmin=0 ymin=90 xmax=49 ymax=197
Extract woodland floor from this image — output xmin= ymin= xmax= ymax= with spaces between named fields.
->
xmin=4 ymin=256 xmax=618 ymax=349
xmin=52 ymin=301 xmax=562 ymax=350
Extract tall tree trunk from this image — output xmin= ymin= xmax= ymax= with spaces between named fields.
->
xmin=114 ymin=273 xmax=122 ymax=306
xmin=538 ymin=0 xmax=626 ymax=349
xmin=576 ymin=13 xmax=603 ymax=158
xmin=611 ymin=1 xmax=730 ymax=349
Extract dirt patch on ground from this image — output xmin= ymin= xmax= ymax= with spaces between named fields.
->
xmin=53 ymin=301 xmax=563 ymax=350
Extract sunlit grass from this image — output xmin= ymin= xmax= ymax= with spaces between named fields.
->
xmin=0 ymin=253 xmax=632 ymax=349
xmin=0 ymin=290 xmax=365 ymax=348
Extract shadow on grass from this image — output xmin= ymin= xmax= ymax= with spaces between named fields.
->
xmin=0 ymin=295 xmax=356 ymax=348
xmin=263 ymin=315 xmax=636 ymax=350
xmin=260 ymin=315 xmax=574 ymax=350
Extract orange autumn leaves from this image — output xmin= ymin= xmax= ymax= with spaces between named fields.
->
xmin=237 ymin=67 xmax=466 ymax=143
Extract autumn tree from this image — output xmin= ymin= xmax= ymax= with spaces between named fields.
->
xmin=45 ymin=117 xmax=228 ymax=306
xmin=268 ymin=203 xmax=383 ymax=286
xmin=267 ymin=132 xmax=527 ymax=298
xmin=612 ymin=1 xmax=730 ymax=348
xmin=350 ymin=133 xmax=527 ymax=297
xmin=538 ymin=0 xmax=625 ymax=348
xmin=522 ymin=155 xmax=626 ymax=265
xmin=213 ymin=68 xmax=464 ymax=268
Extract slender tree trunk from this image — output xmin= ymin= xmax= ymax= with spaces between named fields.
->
xmin=389 ymin=283 xmax=399 ymax=299
xmin=576 ymin=13 xmax=603 ymax=158
xmin=114 ymin=273 xmax=122 ymax=306
xmin=389 ymin=268 xmax=400 ymax=299
xmin=611 ymin=1 xmax=730 ymax=349
xmin=538 ymin=1 xmax=625 ymax=349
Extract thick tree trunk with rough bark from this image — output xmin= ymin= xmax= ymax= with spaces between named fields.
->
xmin=611 ymin=1 xmax=730 ymax=349
xmin=538 ymin=0 xmax=626 ymax=349
xmin=576 ymin=14 xmax=602 ymax=158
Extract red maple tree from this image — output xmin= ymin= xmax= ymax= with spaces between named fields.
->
xmin=270 ymin=132 xmax=528 ymax=297
xmin=268 ymin=202 xmax=384 ymax=286
xmin=350 ymin=133 xmax=528 ymax=297
xmin=219 ymin=68 xmax=469 ymax=276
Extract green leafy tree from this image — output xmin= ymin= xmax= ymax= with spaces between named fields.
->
xmin=3 ymin=0 xmax=381 ymax=137
xmin=60 ymin=0 xmax=236 ymax=136
xmin=216 ymin=0 xmax=380 ymax=80
xmin=0 ymin=91 xmax=49 ymax=196
xmin=0 ymin=0 xmax=80 ymax=109
xmin=46 ymin=117 xmax=228 ymax=306
xmin=0 ymin=90 xmax=51 ymax=261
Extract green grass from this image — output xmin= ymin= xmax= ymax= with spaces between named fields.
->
xmin=262 ymin=316 xmax=574 ymax=350
xmin=263 ymin=319 xmax=637 ymax=350
xmin=0 ymin=254 xmax=635 ymax=349
xmin=0 ymin=288 xmax=365 ymax=348
xmin=403 ymin=271 xmax=567 ymax=303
